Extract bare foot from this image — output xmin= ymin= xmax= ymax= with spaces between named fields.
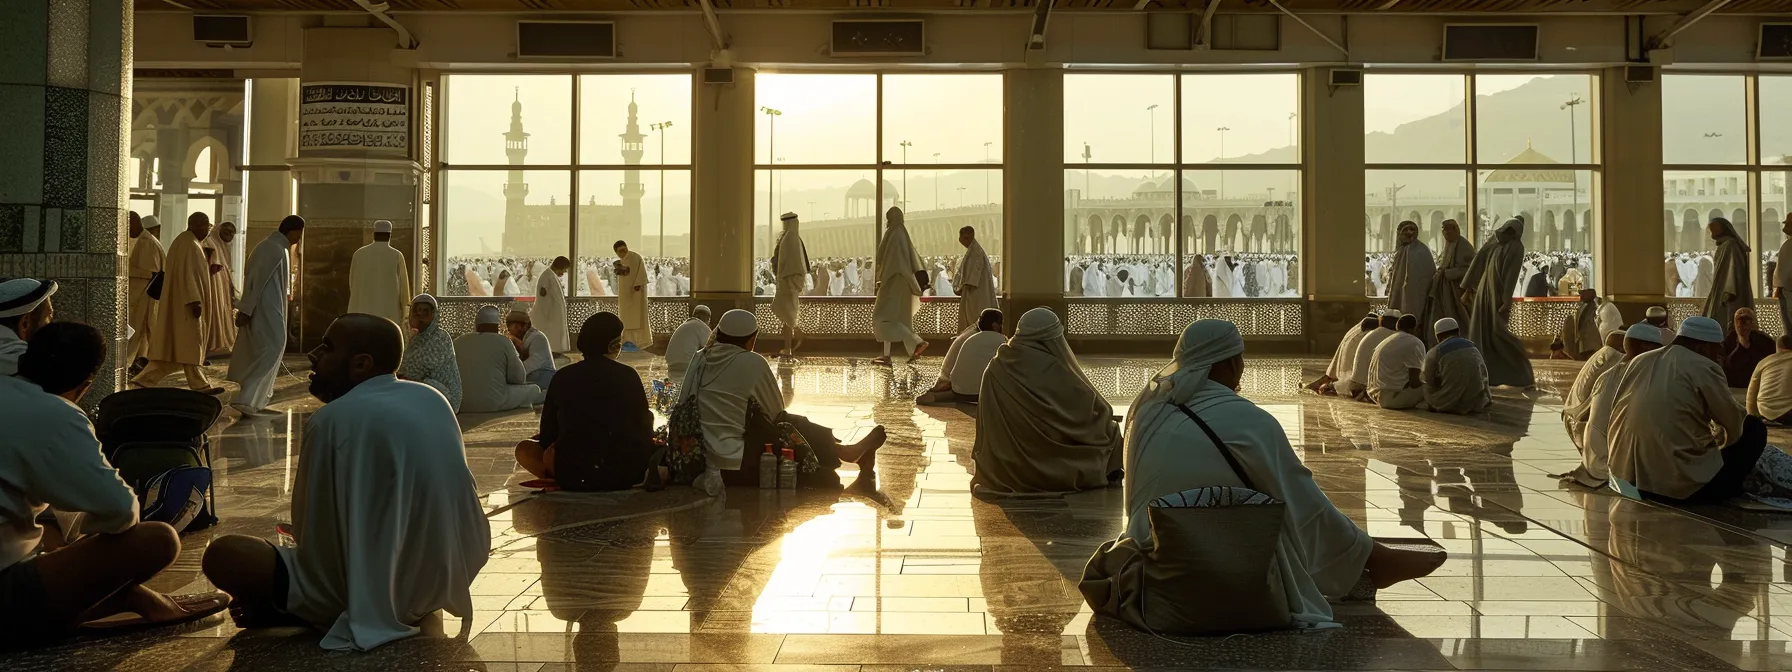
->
xmin=841 ymin=425 xmax=887 ymax=466
xmin=1365 ymin=542 xmax=1447 ymax=589
xmin=908 ymin=341 xmax=930 ymax=361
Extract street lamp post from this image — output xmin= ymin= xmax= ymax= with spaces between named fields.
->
xmin=1561 ymin=95 xmax=1584 ymax=251
xmin=957 ymin=186 xmax=966 ymax=208
xmin=760 ymin=106 xmax=782 ymax=255
xmin=1217 ymin=126 xmax=1231 ymax=198
xmin=1147 ymin=104 xmax=1159 ymax=178
xmin=649 ymin=120 xmax=674 ymax=256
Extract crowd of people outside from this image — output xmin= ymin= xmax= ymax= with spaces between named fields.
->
xmin=1063 ymin=253 xmax=1300 ymax=298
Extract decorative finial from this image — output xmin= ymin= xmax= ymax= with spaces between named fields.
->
xmin=514 ymin=87 xmax=518 ymax=102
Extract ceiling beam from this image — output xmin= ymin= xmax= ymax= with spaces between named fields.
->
xmin=1194 ymin=0 xmax=1222 ymax=48
xmin=1028 ymin=0 xmax=1053 ymax=50
xmin=1647 ymin=0 xmax=1732 ymax=50
xmin=698 ymin=0 xmax=729 ymax=52
xmin=1263 ymin=0 xmax=1348 ymax=58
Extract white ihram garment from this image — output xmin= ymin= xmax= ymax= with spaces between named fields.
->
xmin=227 ymin=233 xmax=291 ymax=410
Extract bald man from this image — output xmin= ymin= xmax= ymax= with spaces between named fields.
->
xmin=201 ymin=314 xmax=490 ymax=651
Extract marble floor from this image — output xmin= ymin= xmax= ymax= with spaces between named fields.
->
xmin=7 ymin=351 xmax=1792 ymax=671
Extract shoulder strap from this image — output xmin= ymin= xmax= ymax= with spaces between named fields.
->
xmin=1173 ymin=402 xmax=1258 ymax=492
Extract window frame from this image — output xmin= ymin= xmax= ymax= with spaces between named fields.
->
xmin=1660 ymin=70 xmax=1784 ymax=296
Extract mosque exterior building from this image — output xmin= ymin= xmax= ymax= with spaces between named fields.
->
xmin=501 ymin=94 xmax=645 ymax=259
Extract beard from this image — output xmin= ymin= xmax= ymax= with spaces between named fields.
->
xmin=308 ymin=369 xmax=349 ymax=403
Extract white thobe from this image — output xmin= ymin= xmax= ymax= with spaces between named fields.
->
xmin=1348 ymin=327 xmax=1396 ymax=393
xmin=616 ymin=251 xmax=652 ymax=347
xmin=279 ymin=375 xmax=490 ymax=651
xmin=126 ymin=232 xmax=165 ymax=362
xmin=0 ymin=375 xmax=140 ymax=570
xmin=1609 ymin=345 xmax=1746 ymax=499
xmin=533 ymin=271 xmax=569 ymax=353
xmin=665 ymin=318 xmax=711 ymax=374
xmin=1563 ymin=346 xmax=1623 ymax=449
xmin=347 ymin=241 xmax=412 ymax=328
xmin=453 ymin=332 xmax=542 ymax=413
xmin=943 ymin=330 xmax=1005 ymax=395
xmin=228 ymin=233 xmax=292 ymax=410
xmin=1578 ymin=361 xmax=1631 ymax=484
xmin=1326 ymin=326 xmax=1369 ymax=383
xmin=1367 ymin=332 xmax=1426 ymax=405
xmin=676 ymin=343 xmax=783 ymax=470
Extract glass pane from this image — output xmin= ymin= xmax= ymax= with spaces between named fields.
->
xmin=1763 ymin=170 xmax=1788 ymax=294
xmin=576 ymin=170 xmax=690 ymax=297
xmin=1365 ymin=170 xmax=1470 ymax=298
xmin=1474 ymin=168 xmax=1597 ymax=298
xmin=1063 ymin=169 xmax=1162 ymax=296
xmin=1182 ymin=170 xmax=1301 ymax=298
xmin=1761 ymin=76 xmax=1792 ymax=165
xmin=444 ymin=74 xmax=572 ymax=166
xmin=1474 ymin=74 xmax=1594 ymax=166
xmin=1663 ymin=171 xmax=1750 ymax=299
xmin=1181 ymin=73 xmax=1300 ymax=164
xmin=1063 ymin=74 xmax=1174 ymax=165
xmin=579 ymin=74 xmax=692 ymax=165
xmin=754 ymin=169 xmax=880 ymax=297
xmin=1365 ymin=74 xmax=1465 ymax=164
xmin=440 ymin=170 xmax=570 ymax=298
xmin=882 ymin=74 xmax=1003 ymax=165
xmin=1662 ymin=75 xmax=1747 ymax=165
xmin=755 ymin=74 xmax=876 ymax=165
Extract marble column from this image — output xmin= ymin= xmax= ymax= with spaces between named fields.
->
xmin=1001 ymin=68 xmax=1065 ymax=321
xmin=1599 ymin=68 xmax=1666 ymax=324
xmin=690 ymin=67 xmax=755 ymax=314
xmin=0 ymin=1 xmax=133 ymax=399
xmin=1300 ymin=67 xmax=1369 ymax=354
xmin=293 ymin=27 xmax=420 ymax=349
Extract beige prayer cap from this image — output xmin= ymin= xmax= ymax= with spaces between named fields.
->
xmin=1433 ymin=317 xmax=1458 ymax=335
xmin=717 ymin=309 xmax=758 ymax=337
xmin=475 ymin=305 xmax=502 ymax=325
xmin=505 ymin=309 xmax=531 ymax=325
xmin=373 ymin=220 xmax=393 ymax=234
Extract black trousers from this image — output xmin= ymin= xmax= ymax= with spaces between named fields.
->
xmin=722 ymin=412 xmax=845 ymax=489
xmin=1667 ymin=415 xmax=1768 ymax=503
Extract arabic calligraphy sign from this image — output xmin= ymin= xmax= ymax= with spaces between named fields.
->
xmin=299 ymin=82 xmax=410 ymax=154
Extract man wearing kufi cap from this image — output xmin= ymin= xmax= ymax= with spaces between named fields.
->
xmin=1565 ymin=323 xmax=1666 ymax=488
xmin=134 ymin=212 xmax=224 ymax=395
xmin=1344 ymin=309 xmax=1400 ymax=400
xmin=347 ymin=219 xmax=412 ymax=329
xmin=1367 ymin=313 xmax=1427 ymax=410
xmin=0 ymin=278 xmax=57 ymax=376
xmin=1644 ymin=306 xmax=1675 ymax=346
xmin=771 ymin=213 xmax=809 ymax=356
xmin=453 ymin=305 xmax=542 ymax=413
xmin=672 ymin=309 xmax=886 ymax=495
xmin=1608 ymin=316 xmax=1771 ymax=501
xmin=1421 ymin=317 xmax=1491 ymax=414
xmin=125 ymin=212 xmax=164 ymax=368
xmin=1562 ymin=328 xmax=1626 ymax=448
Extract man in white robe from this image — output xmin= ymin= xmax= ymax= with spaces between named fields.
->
xmin=125 ymin=213 xmax=164 ymax=368
xmin=1565 ymin=323 xmax=1663 ymax=488
xmin=1093 ymin=319 xmax=1444 ymax=629
xmin=454 ymin=306 xmax=542 ymax=413
xmin=1081 ymin=263 xmax=1104 ymax=297
xmin=202 ymin=315 xmax=490 ymax=651
xmin=1597 ymin=296 xmax=1624 ymax=337
xmin=200 ymin=222 xmax=239 ymax=355
xmin=1368 ymin=314 xmax=1427 ymax=410
xmin=1346 ymin=311 xmax=1400 ymax=400
xmin=1608 ymin=316 xmax=1766 ymax=502
xmin=133 ymin=213 xmax=224 ymax=394
xmin=771 ymin=213 xmax=808 ymax=356
xmin=533 ymin=256 xmax=571 ymax=353
xmin=1562 ymin=330 xmax=1625 ymax=449
xmin=506 ymin=309 xmax=556 ymax=391
xmin=226 ymin=216 xmax=303 ymax=416
xmin=613 ymin=241 xmax=652 ymax=350
xmin=873 ymin=207 xmax=928 ymax=365
xmin=1308 ymin=313 xmax=1377 ymax=395
xmin=955 ymin=226 xmax=997 ymax=334
xmin=919 ymin=308 xmax=1004 ymax=406
xmin=665 ymin=305 xmax=713 ymax=376
xmin=346 ymin=220 xmax=412 ymax=330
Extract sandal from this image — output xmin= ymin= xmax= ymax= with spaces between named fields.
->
xmin=78 ymin=592 xmax=230 ymax=634
xmin=518 ymin=478 xmax=560 ymax=492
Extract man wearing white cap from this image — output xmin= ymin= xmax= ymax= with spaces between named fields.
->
xmin=1644 ymin=306 xmax=1675 ymax=346
xmin=771 ymin=213 xmax=808 ymax=356
xmin=347 ymin=220 xmax=411 ymax=329
xmin=0 ymin=278 xmax=57 ymax=375
xmin=613 ymin=241 xmax=652 ymax=350
xmin=226 ymin=216 xmax=304 ymax=416
xmin=673 ymin=309 xmax=886 ymax=494
xmin=664 ymin=304 xmax=713 ymax=375
xmin=1608 ymin=316 xmax=1767 ymax=502
xmin=397 ymin=294 xmax=461 ymax=411
xmin=1562 ymin=329 xmax=1626 ymax=448
xmin=1368 ymin=313 xmax=1427 ymax=410
xmin=1345 ymin=310 xmax=1399 ymax=400
xmin=1421 ymin=317 xmax=1491 ymax=414
xmin=133 ymin=212 xmax=224 ymax=395
xmin=533 ymin=256 xmax=571 ymax=353
xmin=1566 ymin=323 xmax=1664 ymax=487
xmin=125 ymin=212 xmax=164 ymax=368
xmin=453 ymin=305 xmax=541 ymax=413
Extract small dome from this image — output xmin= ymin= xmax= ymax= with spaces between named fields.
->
xmin=1132 ymin=179 xmax=1160 ymax=196
xmin=847 ymin=178 xmax=900 ymax=201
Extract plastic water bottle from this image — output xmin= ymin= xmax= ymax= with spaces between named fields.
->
xmin=758 ymin=444 xmax=778 ymax=489
xmin=779 ymin=448 xmax=798 ymax=490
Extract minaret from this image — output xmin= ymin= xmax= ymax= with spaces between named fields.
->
xmin=502 ymin=89 xmax=530 ymax=253
xmin=618 ymin=89 xmax=645 ymax=239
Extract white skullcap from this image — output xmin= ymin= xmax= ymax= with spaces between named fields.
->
xmin=1378 ymin=308 xmax=1400 ymax=318
xmin=475 ymin=305 xmax=502 ymax=325
xmin=717 ymin=309 xmax=757 ymax=337
xmin=1625 ymin=322 xmax=1664 ymax=344
xmin=0 ymin=278 xmax=57 ymax=318
xmin=142 ymin=215 xmax=161 ymax=229
xmin=1433 ymin=317 xmax=1458 ymax=335
xmin=1646 ymin=306 xmax=1668 ymax=318
xmin=412 ymin=293 xmax=437 ymax=307
xmin=780 ymin=212 xmax=799 ymax=221
xmin=1678 ymin=316 xmax=1724 ymax=343
xmin=692 ymin=304 xmax=712 ymax=319
xmin=373 ymin=220 xmax=393 ymax=234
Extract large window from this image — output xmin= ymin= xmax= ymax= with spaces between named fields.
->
xmin=754 ymin=73 xmax=1003 ymax=298
xmin=1662 ymin=74 xmax=1789 ymax=297
xmin=439 ymin=73 xmax=692 ymax=298
xmin=1064 ymin=72 xmax=1302 ymax=298
xmin=1364 ymin=73 xmax=1599 ymax=299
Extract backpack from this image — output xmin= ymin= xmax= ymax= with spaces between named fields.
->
xmin=140 ymin=466 xmax=217 ymax=533
xmin=662 ymin=391 xmax=710 ymax=486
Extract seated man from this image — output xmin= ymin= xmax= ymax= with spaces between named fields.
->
xmin=918 ymin=308 xmax=1005 ymax=406
xmin=397 ymin=293 xmax=461 ymax=411
xmin=1307 ymin=312 xmax=1376 ymax=395
xmin=1568 ymin=323 xmax=1664 ymax=487
xmin=1609 ymin=316 xmax=1767 ymax=502
xmin=971 ymin=308 xmax=1123 ymax=495
xmin=1346 ymin=310 xmax=1400 ymax=401
xmin=504 ymin=309 xmax=556 ymax=391
xmin=1747 ymin=333 xmax=1792 ymax=424
xmin=1722 ymin=307 xmax=1774 ymax=388
xmin=1101 ymin=319 xmax=1445 ymax=628
xmin=1562 ymin=329 xmax=1625 ymax=446
xmin=0 ymin=277 xmax=56 ymax=374
xmin=202 ymin=314 xmax=491 ymax=651
xmin=454 ymin=305 xmax=542 ymax=413
xmin=516 ymin=312 xmax=654 ymax=491
xmin=1367 ymin=313 xmax=1426 ymax=410
xmin=0 ymin=322 xmax=228 ymax=644
xmin=664 ymin=304 xmax=713 ymax=374
xmin=1644 ymin=305 xmax=1675 ymax=345
xmin=1422 ymin=318 xmax=1492 ymax=415
xmin=675 ymin=310 xmax=886 ymax=494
